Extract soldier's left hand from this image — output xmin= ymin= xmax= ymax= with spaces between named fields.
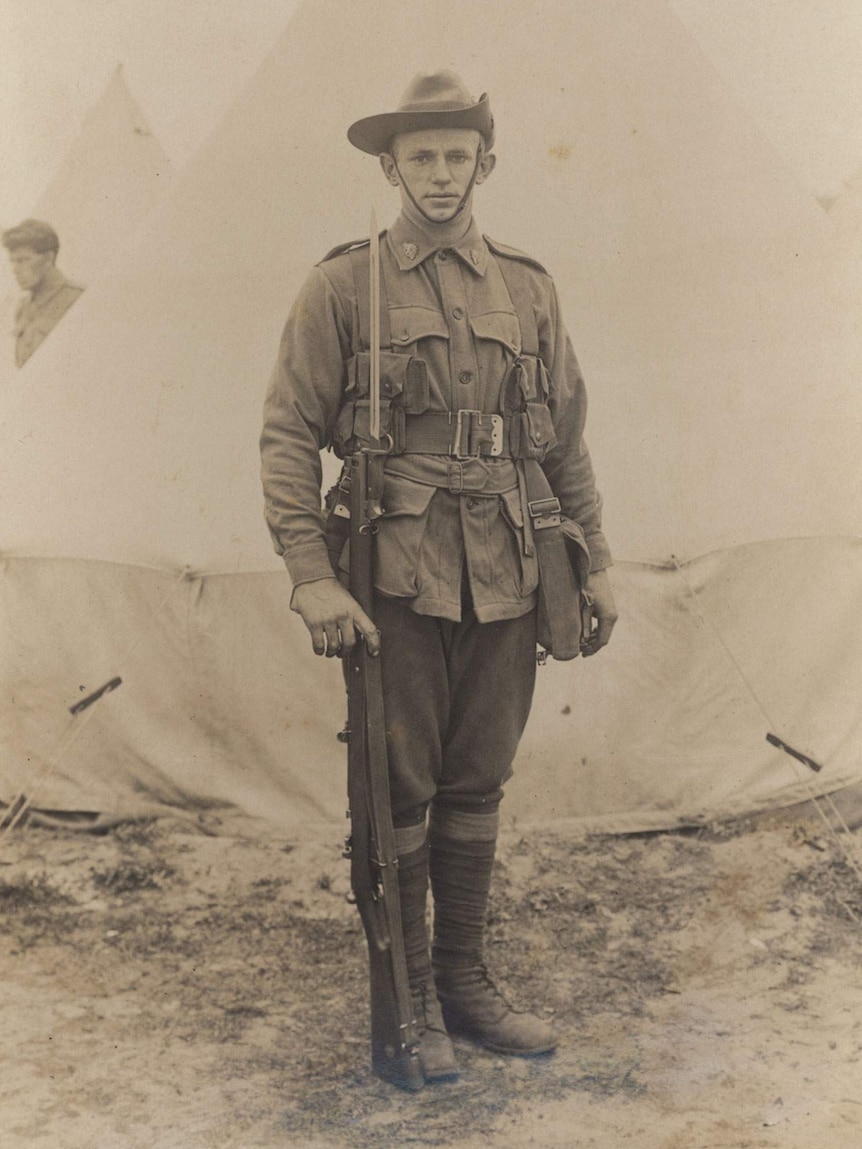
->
xmin=580 ymin=569 xmax=617 ymax=656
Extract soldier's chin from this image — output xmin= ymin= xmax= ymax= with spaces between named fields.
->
xmin=424 ymin=197 xmax=460 ymax=220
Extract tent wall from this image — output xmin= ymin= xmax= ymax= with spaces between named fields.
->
xmin=29 ymin=68 xmax=173 ymax=286
xmin=4 ymin=538 xmax=860 ymax=833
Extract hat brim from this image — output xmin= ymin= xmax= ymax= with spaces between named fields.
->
xmin=347 ymin=94 xmax=494 ymax=156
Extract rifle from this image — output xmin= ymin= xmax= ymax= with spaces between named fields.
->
xmin=339 ymin=213 xmax=422 ymax=1091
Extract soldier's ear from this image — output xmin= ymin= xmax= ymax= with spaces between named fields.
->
xmin=475 ymin=151 xmax=496 ymax=185
xmin=379 ymin=153 xmax=400 ymax=187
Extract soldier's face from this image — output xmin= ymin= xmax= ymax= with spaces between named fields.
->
xmin=8 ymin=246 xmax=55 ymax=291
xmin=381 ymin=129 xmax=495 ymax=223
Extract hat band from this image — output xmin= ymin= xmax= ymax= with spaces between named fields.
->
xmin=399 ymin=100 xmax=475 ymax=113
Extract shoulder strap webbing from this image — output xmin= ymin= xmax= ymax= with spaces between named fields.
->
xmin=492 ymin=252 xmax=539 ymax=358
xmin=319 ymin=237 xmax=369 ymax=263
xmin=484 ymin=235 xmax=549 ymax=275
xmin=348 ymin=238 xmax=391 ymax=354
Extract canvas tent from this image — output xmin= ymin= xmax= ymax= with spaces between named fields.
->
xmin=2 ymin=0 xmax=860 ymax=834
xmin=0 ymin=68 xmax=172 ymax=379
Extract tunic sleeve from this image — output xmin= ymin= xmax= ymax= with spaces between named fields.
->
xmin=539 ymin=282 xmax=613 ymax=572
xmin=260 ymin=265 xmax=351 ymax=586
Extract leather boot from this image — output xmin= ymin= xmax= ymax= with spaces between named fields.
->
xmin=436 ymin=964 xmax=557 ymax=1055
xmin=429 ymin=802 xmax=557 ymax=1057
xmin=396 ymin=827 xmax=459 ymax=1082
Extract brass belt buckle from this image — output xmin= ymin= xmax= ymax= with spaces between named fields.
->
xmin=486 ymin=413 xmax=504 ymax=456
xmin=453 ymin=409 xmax=504 ymax=459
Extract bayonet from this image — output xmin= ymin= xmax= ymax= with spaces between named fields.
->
xmin=369 ymin=208 xmax=381 ymax=443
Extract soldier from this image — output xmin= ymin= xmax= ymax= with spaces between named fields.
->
xmin=3 ymin=219 xmax=84 ymax=368
xmin=261 ymin=71 xmax=617 ymax=1083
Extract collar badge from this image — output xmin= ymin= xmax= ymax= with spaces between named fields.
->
xmin=402 ymin=242 xmax=418 ymax=261
xmin=470 ymin=248 xmax=481 ymax=265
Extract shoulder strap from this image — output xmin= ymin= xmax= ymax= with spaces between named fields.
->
xmin=483 ymin=236 xmax=549 ymax=275
xmin=319 ymin=237 xmax=370 ymax=264
xmin=486 ymin=238 xmax=540 ymax=358
xmin=348 ymin=237 xmax=391 ymax=354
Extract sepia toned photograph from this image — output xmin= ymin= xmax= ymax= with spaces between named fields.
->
xmin=1 ymin=2 xmax=860 ymax=1146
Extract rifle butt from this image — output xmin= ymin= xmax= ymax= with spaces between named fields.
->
xmin=367 ymin=947 xmax=423 ymax=1091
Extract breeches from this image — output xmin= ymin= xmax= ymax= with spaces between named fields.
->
xmin=371 ymin=593 xmax=538 ymax=818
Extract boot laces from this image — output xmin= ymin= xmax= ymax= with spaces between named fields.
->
xmin=412 ymin=981 xmax=447 ymax=1036
xmin=476 ymin=963 xmax=511 ymax=1006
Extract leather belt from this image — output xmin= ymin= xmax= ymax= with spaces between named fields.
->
xmin=401 ymin=409 xmax=511 ymax=458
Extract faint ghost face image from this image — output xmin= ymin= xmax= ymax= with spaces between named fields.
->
xmin=8 ymin=246 xmax=56 ymax=292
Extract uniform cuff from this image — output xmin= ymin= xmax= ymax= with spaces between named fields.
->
xmin=283 ymin=542 xmax=336 ymax=587
xmin=585 ymin=532 xmax=613 ymax=573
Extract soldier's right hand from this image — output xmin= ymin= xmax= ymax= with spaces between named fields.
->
xmin=290 ymin=577 xmax=381 ymax=658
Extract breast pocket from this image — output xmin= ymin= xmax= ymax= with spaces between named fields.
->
xmin=469 ymin=310 xmax=521 ymax=356
xmin=389 ymin=305 xmax=450 ymax=350
xmin=469 ymin=311 xmax=521 ymax=405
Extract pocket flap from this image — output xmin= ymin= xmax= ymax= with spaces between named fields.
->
xmin=389 ymin=306 xmax=450 ymax=346
xmin=347 ymin=350 xmax=422 ymax=401
xmin=381 ymin=473 xmax=437 ymax=517
xmin=523 ymin=403 xmax=558 ymax=453
xmin=470 ymin=311 xmax=521 ymax=354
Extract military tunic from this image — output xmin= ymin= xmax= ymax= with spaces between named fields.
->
xmin=13 ymin=269 xmax=84 ymax=367
xmin=261 ymin=213 xmax=611 ymax=621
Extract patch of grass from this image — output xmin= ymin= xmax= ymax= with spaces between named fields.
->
xmin=92 ymin=860 xmax=175 ymax=894
xmin=0 ymin=873 xmax=70 ymax=910
xmin=784 ymin=852 xmax=862 ymax=932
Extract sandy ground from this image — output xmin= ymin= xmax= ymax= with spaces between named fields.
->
xmin=0 ymin=808 xmax=860 ymax=1149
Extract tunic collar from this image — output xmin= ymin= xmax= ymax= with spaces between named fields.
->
xmin=386 ymin=214 xmax=489 ymax=276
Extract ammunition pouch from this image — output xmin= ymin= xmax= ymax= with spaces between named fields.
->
xmin=503 ymin=355 xmax=558 ymax=461
xmin=333 ymin=350 xmax=558 ymax=463
xmin=332 ymin=351 xmax=429 ymax=457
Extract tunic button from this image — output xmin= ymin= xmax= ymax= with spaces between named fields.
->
xmin=437 ymin=251 xmax=448 ymax=262
xmin=452 ymin=307 xmax=464 ymax=320
xmin=459 ymin=370 xmax=473 ymax=384
xmin=466 ymin=498 xmax=478 ymax=509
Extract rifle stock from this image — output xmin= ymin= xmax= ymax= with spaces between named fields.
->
xmin=343 ymin=447 xmax=422 ymax=1090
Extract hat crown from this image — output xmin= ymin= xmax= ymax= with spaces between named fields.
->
xmin=397 ymin=71 xmax=477 ymax=114
xmin=347 ymin=71 xmax=493 ymax=155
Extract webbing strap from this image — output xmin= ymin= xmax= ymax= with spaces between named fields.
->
xmin=349 ymin=241 xmax=391 ymax=353
xmin=494 ymin=256 xmax=539 ymax=358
